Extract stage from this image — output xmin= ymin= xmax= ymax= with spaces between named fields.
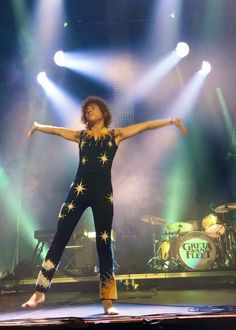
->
xmin=1 ymin=272 xmax=236 ymax=329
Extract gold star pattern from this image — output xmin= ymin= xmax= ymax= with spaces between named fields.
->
xmin=101 ymin=272 xmax=114 ymax=289
xmin=80 ymin=139 xmax=86 ymax=150
xmin=74 ymin=180 xmax=86 ymax=197
xmin=100 ymin=273 xmax=117 ymax=300
xmin=84 ymin=128 xmax=112 ymax=141
xmin=67 ymin=201 xmax=76 ymax=212
xmin=81 ymin=156 xmax=88 ymax=166
xmin=107 ymin=193 xmax=113 ymax=204
xmin=58 ymin=203 xmax=66 ymax=220
xmin=100 ymin=230 xmax=109 ymax=244
xmin=107 ymin=141 xmax=113 ymax=148
xmin=98 ymin=152 xmax=109 ymax=165
xmin=58 ymin=201 xmax=76 ymax=220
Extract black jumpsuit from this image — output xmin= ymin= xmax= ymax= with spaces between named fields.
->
xmin=35 ymin=129 xmax=118 ymax=300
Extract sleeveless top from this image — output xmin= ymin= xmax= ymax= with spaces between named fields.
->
xmin=76 ymin=129 xmax=118 ymax=177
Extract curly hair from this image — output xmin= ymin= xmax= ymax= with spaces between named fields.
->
xmin=81 ymin=96 xmax=112 ymax=128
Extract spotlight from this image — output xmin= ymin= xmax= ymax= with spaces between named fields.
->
xmin=170 ymin=11 xmax=175 ymax=18
xmin=175 ymin=42 xmax=190 ymax=58
xmin=54 ymin=50 xmax=65 ymax=67
xmin=199 ymin=61 xmax=211 ymax=75
xmin=37 ymin=72 xmax=47 ymax=85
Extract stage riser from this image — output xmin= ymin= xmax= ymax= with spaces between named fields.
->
xmin=1 ymin=271 xmax=236 ymax=293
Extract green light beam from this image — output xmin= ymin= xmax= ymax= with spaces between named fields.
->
xmin=216 ymin=87 xmax=233 ymax=134
xmin=202 ymin=0 xmax=225 ymax=43
xmin=0 ymin=166 xmax=47 ymax=268
xmin=163 ymin=133 xmax=196 ymax=225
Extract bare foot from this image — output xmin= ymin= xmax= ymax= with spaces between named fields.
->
xmin=21 ymin=292 xmax=45 ymax=308
xmin=102 ymin=300 xmax=119 ymax=315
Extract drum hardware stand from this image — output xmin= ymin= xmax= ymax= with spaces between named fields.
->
xmin=213 ymin=202 xmax=236 ymax=268
xmin=147 ymin=233 xmax=168 ymax=271
xmin=222 ymin=224 xmax=236 ymax=268
xmin=202 ymin=204 xmax=236 ymax=270
xmin=146 ymin=238 xmax=172 ymax=271
xmin=145 ymin=220 xmax=161 ymax=270
xmin=146 ymin=238 xmax=162 ymax=270
xmin=215 ymin=234 xmax=228 ymax=269
xmin=212 ymin=223 xmax=236 ymax=269
xmin=147 ymin=231 xmax=181 ymax=272
xmin=142 ymin=215 xmax=184 ymax=271
xmin=141 ymin=215 xmax=166 ymax=270
xmin=163 ymin=233 xmax=182 ymax=272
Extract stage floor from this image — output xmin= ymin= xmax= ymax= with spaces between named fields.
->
xmin=1 ymin=286 xmax=236 ymax=329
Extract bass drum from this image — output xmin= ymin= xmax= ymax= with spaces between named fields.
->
xmin=178 ymin=231 xmax=216 ymax=271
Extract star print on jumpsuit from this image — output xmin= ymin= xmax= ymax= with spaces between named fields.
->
xmin=74 ymin=180 xmax=86 ymax=196
xmin=35 ymin=129 xmax=118 ymax=301
xmin=106 ymin=193 xmax=113 ymax=204
xmin=58 ymin=201 xmax=76 ymax=220
xmin=100 ymin=230 xmax=110 ymax=244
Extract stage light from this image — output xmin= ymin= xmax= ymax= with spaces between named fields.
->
xmin=35 ymin=73 xmax=82 ymax=128
xmin=37 ymin=72 xmax=47 ymax=85
xmin=54 ymin=50 xmax=65 ymax=67
xmin=133 ymin=51 xmax=181 ymax=100
xmin=63 ymin=21 xmax=68 ymax=28
xmin=199 ymin=61 xmax=211 ymax=75
xmin=170 ymin=11 xmax=176 ymax=18
xmin=175 ymin=42 xmax=190 ymax=58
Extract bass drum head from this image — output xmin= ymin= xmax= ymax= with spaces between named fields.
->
xmin=178 ymin=231 xmax=216 ymax=271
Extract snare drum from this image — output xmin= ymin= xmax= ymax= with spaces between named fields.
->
xmin=178 ymin=231 xmax=216 ymax=270
xmin=202 ymin=214 xmax=225 ymax=237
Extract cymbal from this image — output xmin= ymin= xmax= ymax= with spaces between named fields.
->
xmin=166 ymin=222 xmax=193 ymax=233
xmin=214 ymin=203 xmax=236 ymax=214
xmin=141 ymin=215 xmax=166 ymax=225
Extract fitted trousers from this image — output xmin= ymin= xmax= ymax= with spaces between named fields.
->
xmin=35 ymin=173 xmax=117 ymax=300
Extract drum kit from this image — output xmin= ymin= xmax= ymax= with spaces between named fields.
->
xmin=143 ymin=202 xmax=236 ymax=272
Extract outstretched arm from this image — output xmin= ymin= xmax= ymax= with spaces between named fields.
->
xmin=28 ymin=121 xmax=80 ymax=143
xmin=114 ymin=118 xmax=188 ymax=144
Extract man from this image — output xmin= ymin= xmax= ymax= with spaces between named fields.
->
xmin=22 ymin=96 xmax=188 ymax=314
